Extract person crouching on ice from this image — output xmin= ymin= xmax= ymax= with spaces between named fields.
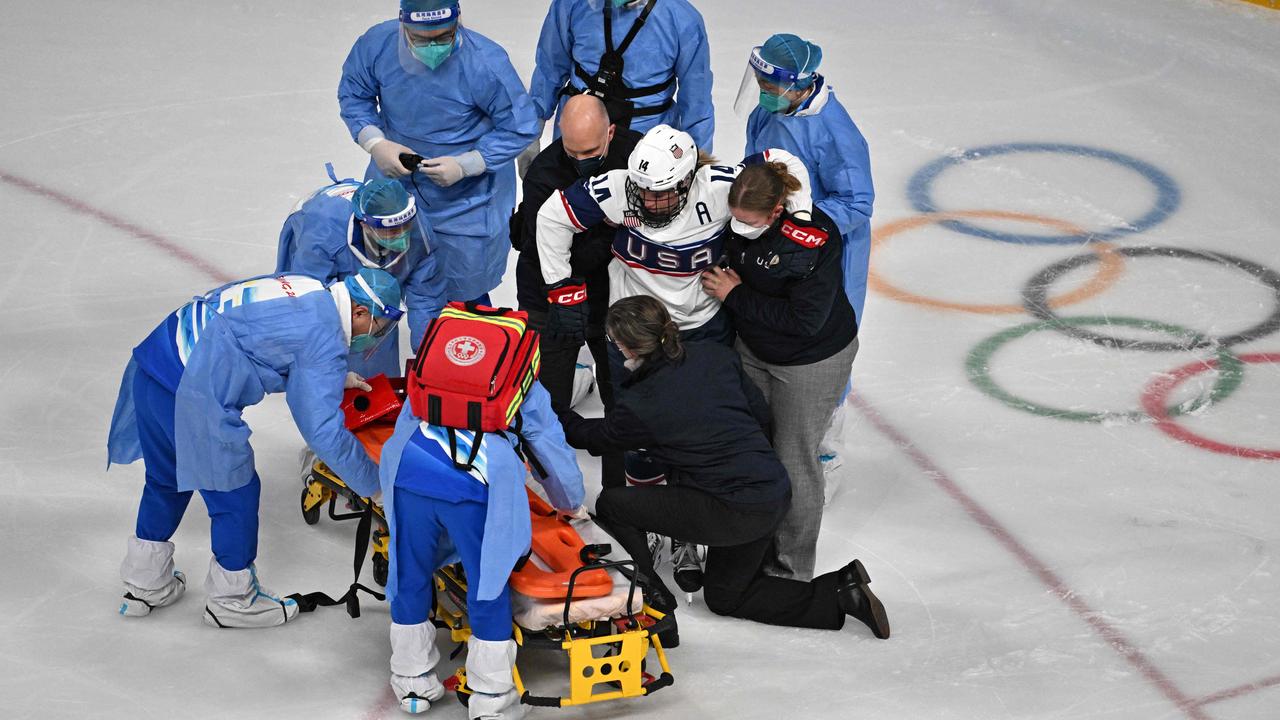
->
xmin=376 ymin=306 xmax=585 ymax=718
xmin=107 ymin=268 xmax=404 ymax=628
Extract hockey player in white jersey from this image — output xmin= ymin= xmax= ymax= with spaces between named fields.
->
xmin=535 ymin=124 xmax=810 ymax=345
xmin=534 ymin=123 xmax=809 ymax=602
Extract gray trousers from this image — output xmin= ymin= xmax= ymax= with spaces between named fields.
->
xmin=738 ymin=336 xmax=859 ymax=581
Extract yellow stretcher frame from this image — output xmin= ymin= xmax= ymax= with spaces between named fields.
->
xmin=433 ymin=564 xmax=676 ymax=709
xmin=300 ymin=460 xmax=677 ymax=710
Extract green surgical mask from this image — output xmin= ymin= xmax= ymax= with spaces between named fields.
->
xmin=758 ymin=90 xmax=791 ymax=113
xmin=364 ymin=225 xmax=410 ymax=253
xmin=411 ymin=40 xmax=454 ymax=70
xmin=351 ymin=332 xmax=379 ymax=353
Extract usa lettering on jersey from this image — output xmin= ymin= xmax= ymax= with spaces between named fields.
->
xmin=611 ymin=226 xmax=726 ymax=277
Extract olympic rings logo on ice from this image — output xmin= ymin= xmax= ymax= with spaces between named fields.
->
xmin=871 ymin=142 xmax=1280 ymax=460
xmin=444 ymin=336 xmax=485 ymax=367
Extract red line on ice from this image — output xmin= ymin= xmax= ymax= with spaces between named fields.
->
xmin=0 ymin=169 xmax=235 ymax=283
xmin=1190 ymin=673 xmax=1280 ymax=708
xmin=850 ymin=393 xmax=1212 ymax=720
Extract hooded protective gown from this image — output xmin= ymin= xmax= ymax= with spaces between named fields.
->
xmin=377 ymin=382 xmax=584 ymax=606
xmin=745 ymin=78 xmax=874 ymax=324
xmin=276 ymin=174 xmax=446 ymax=376
xmin=528 ymin=0 xmax=714 ymax=150
xmin=339 ymin=22 xmax=541 ymax=302
xmin=107 ymin=274 xmax=380 ymax=498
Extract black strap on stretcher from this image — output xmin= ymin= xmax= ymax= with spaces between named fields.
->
xmin=564 ymin=0 xmax=674 ymax=124
xmin=286 ymin=501 xmax=385 ymax=619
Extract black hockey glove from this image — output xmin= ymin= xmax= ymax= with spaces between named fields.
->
xmin=545 ymin=278 xmax=589 ymax=343
xmin=760 ymin=217 xmax=829 ymax=279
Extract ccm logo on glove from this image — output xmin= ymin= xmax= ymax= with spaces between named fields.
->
xmin=781 ymin=220 xmax=828 ymax=249
xmin=548 ymin=283 xmax=587 ymax=306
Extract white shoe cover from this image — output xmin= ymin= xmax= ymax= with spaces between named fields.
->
xmin=466 ymin=638 xmax=522 ymax=720
xmin=202 ymin=559 xmax=298 ymax=629
xmin=569 ymin=363 xmax=595 ymax=408
xmin=468 ymin=689 xmax=522 ymax=720
xmin=120 ymin=536 xmax=187 ymax=617
xmin=390 ymin=621 xmax=445 ymax=713
xmin=298 ymin=446 xmax=317 ymax=484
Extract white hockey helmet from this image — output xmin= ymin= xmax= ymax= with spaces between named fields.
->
xmin=625 ymin=125 xmax=699 ymax=228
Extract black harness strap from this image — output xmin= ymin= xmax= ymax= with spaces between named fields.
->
xmin=565 ymin=0 xmax=674 ymax=121
xmin=287 ymin=502 xmax=386 ymax=618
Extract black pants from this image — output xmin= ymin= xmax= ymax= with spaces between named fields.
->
xmin=524 ymin=307 xmax=624 ymax=488
xmin=594 ymin=485 xmax=846 ymax=630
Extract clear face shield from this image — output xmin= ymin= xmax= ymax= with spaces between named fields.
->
xmin=357 ymin=192 xmax=417 ymax=249
xmin=733 ymin=46 xmax=814 ymax=117
xmin=349 ymin=273 xmax=405 ymax=355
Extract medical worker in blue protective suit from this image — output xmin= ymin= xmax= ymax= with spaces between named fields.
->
xmin=107 ymin=269 xmax=403 ymax=629
xmin=525 ymin=0 xmax=714 ymax=166
xmin=339 ymin=0 xmax=541 ymax=304
xmin=277 ymin=173 xmax=446 ymax=378
xmin=738 ymin=34 xmax=874 ymax=324
xmin=376 ymin=384 xmax=584 ymax=717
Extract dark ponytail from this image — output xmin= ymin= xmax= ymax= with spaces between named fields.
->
xmin=606 ymin=295 xmax=685 ymax=364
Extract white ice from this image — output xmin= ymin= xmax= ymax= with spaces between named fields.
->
xmin=2 ymin=1 xmax=1279 ymax=719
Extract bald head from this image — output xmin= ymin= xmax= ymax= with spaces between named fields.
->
xmin=560 ymin=95 xmax=614 ymax=160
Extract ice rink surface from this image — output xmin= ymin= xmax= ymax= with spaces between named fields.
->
xmin=2 ymin=1 xmax=1278 ymax=718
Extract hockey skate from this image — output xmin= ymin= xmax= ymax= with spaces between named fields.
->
xmin=670 ymin=540 xmax=704 ymax=595
xmin=202 ymin=561 xmax=299 ymax=629
xmin=119 ymin=536 xmax=186 ymax=617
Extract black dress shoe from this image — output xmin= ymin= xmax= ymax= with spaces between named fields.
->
xmin=836 ymin=559 xmax=890 ymax=639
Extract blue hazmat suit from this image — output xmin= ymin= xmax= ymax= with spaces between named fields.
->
xmin=276 ymin=174 xmax=446 ymax=377
xmin=107 ymin=275 xmax=382 ymax=569
xmin=108 ymin=274 xmax=381 ymax=497
xmin=746 ymin=77 xmax=874 ymax=324
xmin=378 ymin=383 xmax=584 ymax=623
xmin=528 ymin=0 xmax=714 ymax=150
xmin=339 ymin=22 xmax=540 ymax=302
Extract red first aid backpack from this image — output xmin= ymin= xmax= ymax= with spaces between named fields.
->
xmin=407 ymin=302 xmax=542 ymax=468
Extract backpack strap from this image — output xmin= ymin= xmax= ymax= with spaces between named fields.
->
xmin=447 ymin=427 xmax=486 ymax=472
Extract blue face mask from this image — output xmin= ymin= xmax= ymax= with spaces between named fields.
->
xmin=411 ymin=39 xmax=454 ymax=69
xmin=758 ymin=90 xmax=791 ymax=113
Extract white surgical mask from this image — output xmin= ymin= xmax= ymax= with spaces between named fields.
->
xmin=730 ymin=217 xmax=769 ymax=239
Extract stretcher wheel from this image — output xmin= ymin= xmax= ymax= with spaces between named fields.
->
xmin=373 ymin=553 xmax=388 ymax=587
xmin=455 ymin=690 xmax=469 ymax=708
xmin=301 ymin=486 xmax=321 ymax=525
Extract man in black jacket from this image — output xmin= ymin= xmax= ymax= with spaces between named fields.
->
xmin=511 ymin=94 xmax=641 ymax=487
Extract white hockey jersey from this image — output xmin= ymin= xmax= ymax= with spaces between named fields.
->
xmin=535 ymin=150 xmax=810 ymax=330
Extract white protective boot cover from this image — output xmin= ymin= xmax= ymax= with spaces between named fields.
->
xmin=390 ymin=621 xmax=445 ymax=714
xmin=298 ymin=446 xmax=317 ymax=484
xmin=119 ymin=536 xmax=186 ymax=617
xmin=465 ymin=638 xmax=523 ymax=720
xmin=569 ymin=363 xmax=595 ymax=408
xmin=202 ymin=558 xmax=298 ymax=629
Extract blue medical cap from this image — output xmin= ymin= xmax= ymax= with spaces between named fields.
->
xmin=345 ymin=268 xmax=403 ymax=320
xmin=759 ymin=34 xmax=822 ymax=88
xmin=353 ymin=178 xmax=416 ymax=228
xmin=400 ymin=0 xmax=460 ymax=27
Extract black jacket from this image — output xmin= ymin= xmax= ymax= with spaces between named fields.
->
xmin=558 ymin=342 xmax=790 ymax=505
xmin=722 ymin=208 xmax=858 ymax=366
xmin=512 ymin=130 xmax=643 ymax=325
